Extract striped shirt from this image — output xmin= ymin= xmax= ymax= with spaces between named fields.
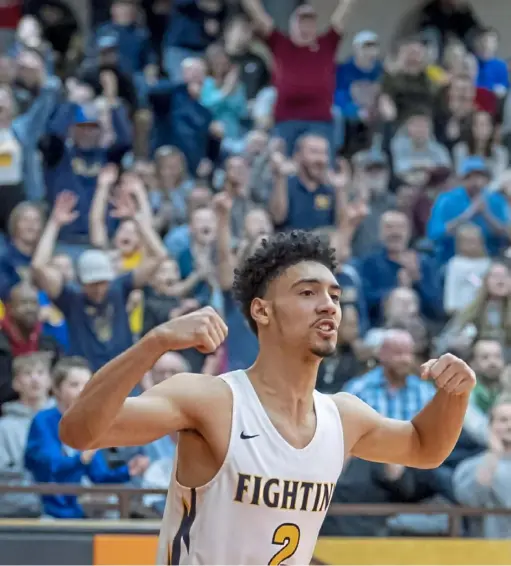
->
xmin=343 ymin=366 xmax=436 ymax=420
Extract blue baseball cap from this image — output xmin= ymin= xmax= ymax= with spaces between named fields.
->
xmin=460 ymin=156 xmax=490 ymax=178
xmin=74 ymin=104 xmax=99 ymax=126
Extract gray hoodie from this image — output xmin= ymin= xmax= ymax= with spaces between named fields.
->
xmin=0 ymin=401 xmax=44 ymax=517
xmin=453 ymin=452 xmax=511 ymax=538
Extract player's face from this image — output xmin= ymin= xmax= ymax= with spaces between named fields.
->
xmin=266 ymin=261 xmax=342 ymax=358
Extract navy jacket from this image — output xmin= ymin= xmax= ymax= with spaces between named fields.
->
xmin=358 ymin=247 xmax=443 ymax=324
xmin=41 ymin=102 xmax=132 ymax=239
xmin=164 ymin=0 xmax=226 ymax=51
xmin=93 ymin=22 xmax=157 ymax=74
xmin=149 ymin=81 xmax=219 ymax=174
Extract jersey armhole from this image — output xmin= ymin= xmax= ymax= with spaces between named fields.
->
xmin=173 ymin=377 xmax=237 ymax=492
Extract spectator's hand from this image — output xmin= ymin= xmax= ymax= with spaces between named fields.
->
xmin=345 ymin=200 xmax=369 ymax=228
xmin=209 ymin=121 xmax=225 ymax=139
xmin=400 ymin=250 xmax=420 ymax=281
xmin=327 ymin=159 xmax=351 ymax=193
xmin=397 ymin=268 xmax=412 ymax=287
xmin=80 ymin=450 xmax=97 ymax=465
xmin=222 ymin=66 xmax=239 ymax=95
xmin=17 ymin=17 xmax=42 ymax=48
xmin=128 ymin=455 xmax=150 ymax=477
xmin=100 ymin=70 xmax=118 ymax=101
xmin=51 ymin=191 xmax=79 ymax=226
xmin=489 ymin=430 xmax=504 ymax=455
xmin=97 ymin=163 xmax=119 ymax=189
xmin=446 ymin=117 xmax=460 ymax=140
xmin=169 ymin=298 xmax=201 ymax=319
xmin=213 ymin=192 xmax=233 ymax=218
xmin=144 ymin=65 xmax=159 ymax=85
xmin=127 ymin=290 xmax=143 ymax=313
xmin=122 ymin=172 xmax=147 ymax=201
xmin=111 ymin=188 xmax=137 ymax=219
xmin=379 ymin=94 xmax=397 ymax=122
xmin=270 ymin=151 xmax=295 ymax=176
xmin=268 ymin=137 xmax=286 ymax=155
xmin=201 ymin=346 xmax=224 ymax=375
xmin=66 ymin=78 xmax=95 ymax=105
xmin=188 ymin=81 xmax=202 ymax=99
xmin=420 ymin=354 xmax=477 ymax=395
xmin=151 ymin=306 xmax=228 ymax=354
xmin=384 ymin=464 xmax=406 ymax=481
xmin=196 ymin=158 xmax=213 ymax=179
xmin=194 ymin=251 xmax=216 ymax=283
xmin=204 ymin=18 xmax=220 ymax=37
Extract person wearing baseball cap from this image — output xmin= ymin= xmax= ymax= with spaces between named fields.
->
xmin=31 ymin=190 xmax=167 ymax=372
xmin=335 ymin=29 xmax=382 ymax=125
xmin=76 ymin=249 xmax=116 ymax=288
xmin=427 ymin=155 xmax=509 ymax=263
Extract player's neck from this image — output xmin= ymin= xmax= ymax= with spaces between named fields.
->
xmin=247 ymin=349 xmax=319 ymax=420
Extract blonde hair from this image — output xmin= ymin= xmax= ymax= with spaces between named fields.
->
xmin=7 ymin=201 xmax=43 ymax=238
xmin=449 ymin=262 xmax=511 ymax=341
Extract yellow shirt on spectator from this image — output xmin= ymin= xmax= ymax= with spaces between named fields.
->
xmin=426 ymin=65 xmax=449 ymax=86
xmin=121 ymin=250 xmax=143 ymax=336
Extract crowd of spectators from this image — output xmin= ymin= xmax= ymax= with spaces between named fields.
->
xmin=0 ymin=0 xmax=510 ymax=539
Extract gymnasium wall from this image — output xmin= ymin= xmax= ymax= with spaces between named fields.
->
xmin=308 ymin=0 xmax=510 ymax=59
xmin=62 ymin=0 xmax=511 ymax=58
xmin=1 ymin=521 xmax=511 ymax=566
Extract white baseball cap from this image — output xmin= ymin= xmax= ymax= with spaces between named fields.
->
xmin=77 ymin=249 xmax=115 ymax=284
xmin=353 ymin=31 xmax=379 ymax=47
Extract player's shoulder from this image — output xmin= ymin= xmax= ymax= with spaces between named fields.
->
xmin=154 ymin=372 xmax=233 ymax=405
xmin=330 ymin=391 xmax=376 ymax=420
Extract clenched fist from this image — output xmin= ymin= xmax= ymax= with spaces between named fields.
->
xmin=151 ymin=307 xmax=228 ymax=354
xmin=420 ymin=354 xmax=476 ymax=396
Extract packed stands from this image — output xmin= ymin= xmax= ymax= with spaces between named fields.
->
xmin=0 ymin=0 xmax=509 ymax=545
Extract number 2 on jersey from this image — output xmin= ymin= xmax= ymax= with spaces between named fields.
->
xmin=268 ymin=523 xmax=300 ymax=565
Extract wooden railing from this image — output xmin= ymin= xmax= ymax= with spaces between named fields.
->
xmin=1 ymin=483 xmax=510 ymax=536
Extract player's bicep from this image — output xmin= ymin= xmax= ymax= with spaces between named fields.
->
xmin=334 ymin=393 xmax=421 ymax=467
xmin=90 ymin=373 xmax=216 ymax=449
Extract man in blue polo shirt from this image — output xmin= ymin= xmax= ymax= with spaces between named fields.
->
xmin=269 ymin=134 xmax=341 ymax=231
xmin=427 ymin=156 xmax=509 ymax=264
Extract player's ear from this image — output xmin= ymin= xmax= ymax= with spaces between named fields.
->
xmin=250 ymin=298 xmax=270 ymax=328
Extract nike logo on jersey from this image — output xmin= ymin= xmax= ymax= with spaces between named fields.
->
xmin=240 ymin=431 xmax=260 ymax=440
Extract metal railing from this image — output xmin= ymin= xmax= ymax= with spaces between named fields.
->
xmin=1 ymin=483 xmax=510 ymax=536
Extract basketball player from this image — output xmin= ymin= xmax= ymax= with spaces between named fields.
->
xmin=60 ymin=231 xmax=476 ymax=565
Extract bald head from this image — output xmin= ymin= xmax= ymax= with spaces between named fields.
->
xmin=379 ymin=329 xmax=415 ymax=381
xmin=148 ymin=352 xmax=191 ymax=388
xmin=385 ymin=287 xmax=419 ymax=321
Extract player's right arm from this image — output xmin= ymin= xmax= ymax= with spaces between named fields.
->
xmin=59 ymin=307 xmax=228 ymax=450
xmin=335 ymin=355 xmax=476 ymax=469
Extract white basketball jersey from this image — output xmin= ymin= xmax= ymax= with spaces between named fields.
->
xmin=156 ymin=370 xmax=345 ymax=565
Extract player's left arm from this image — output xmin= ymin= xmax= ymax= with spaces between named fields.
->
xmin=333 ymin=354 xmax=476 ymax=469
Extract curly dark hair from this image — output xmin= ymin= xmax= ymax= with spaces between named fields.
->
xmin=232 ymin=230 xmax=337 ymax=334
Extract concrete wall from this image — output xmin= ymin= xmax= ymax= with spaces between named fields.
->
xmin=57 ymin=0 xmax=511 ymax=57
xmin=308 ymin=0 xmax=511 ymax=59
